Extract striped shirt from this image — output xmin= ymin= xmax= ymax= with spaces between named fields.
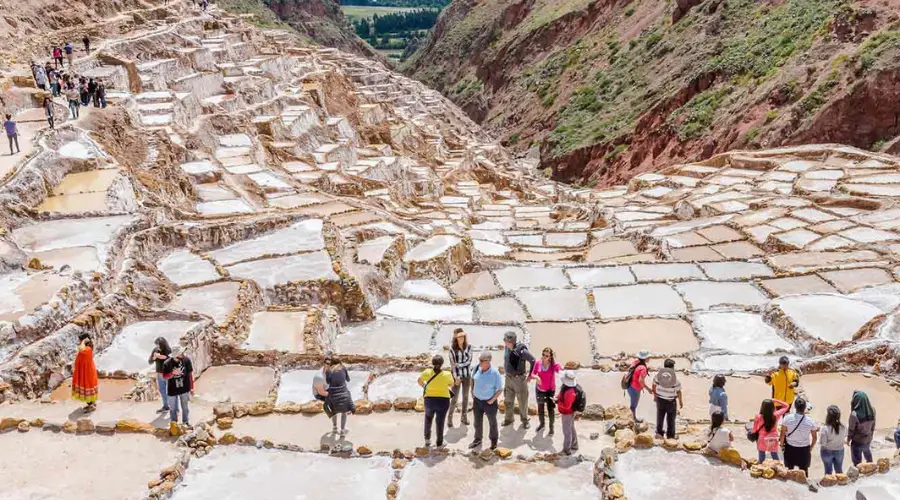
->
xmin=652 ymin=368 xmax=681 ymax=400
xmin=450 ymin=344 xmax=472 ymax=379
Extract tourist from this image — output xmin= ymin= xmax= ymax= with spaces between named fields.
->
xmin=418 ymin=354 xmax=454 ymax=448
xmin=64 ymin=41 xmax=74 ymax=67
xmin=765 ymin=356 xmax=800 ymax=407
xmin=708 ymin=374 xmax=729 ymax=421
xmin=652 ymin=358 xmax=683 ymax=440
xmin=325 ymin=356 xmax=354 ymax=436
xmin=3 ymin=115 xmax=19 ymax=155
xmin=147 ymin=337 xmax=171 ymax=413
xmin=34 ymin=63 xmax=47 ymax=90
xmin=48 ymin=68 xmax=60 ymax=96
xmin=707 ymin=410 xmax=733 ymax=452
xmin=448 ymin=328 xmax=472 ymax=428
xmin=79 ymin=78 xmax=90 ymax=106
xmin=622 ymin=350 xmax=651 ymax=422
xmin=501 ymin=330 xmax=534 ymax=429
xmin=52 ymin=45 xmax=63 ymax=68
xmin=88 ymin=78 xmax=98 ymax=107
xmin=65 ymin=83 xmax=80 ymax=119
xmin=312 ymin=355 xmax=333 ymax=418
xmin=819 ymin=405 xmax=847 ymax=475
xmin=779 ymin=398 xmax=818 ymax=477
xmin=95 ymin=80 xmax=107 ymax=108
xmin=894 ymin=418 xmax=899 ymax=449
xmin=82 ymin=35 xmax=90 ymax=55
xmin=556 ymin=370 xmax=583 ymax=455
xmin=847 ymin=390 xmax=876 ymax=466
xmin=43 ymin=97 xmax=55 ymax=130
xmin=469 ymin=351 xmax=503 ymax=450
xmin=751 ymin=398 xmax=789 ymax=463
xmin=162 ymin=345 xmax=193 ymax=427
xmin=529 ymin=346 xmax=561 ymax=435
xmin=71 ymin=333 xmax=98 ymax=412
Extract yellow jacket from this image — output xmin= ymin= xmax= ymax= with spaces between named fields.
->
xmin=767 ymin=369 xmax=799 ymax=404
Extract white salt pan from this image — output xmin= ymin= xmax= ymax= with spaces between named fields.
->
xmin=772 ymin=295 xmax=882 ymax=343
xmin=225 ymin=250 xmax=338 ymax=288
xmin=96 ymin=320 xmax=200 ymax=374
xmin=157 ymin=250 xmax=219 ymax=287
xmin=210 ymin=219 xmax=324 ymax=265
xmin=593 ymin=284 xmax=686 ymax=319
xmin=694 ymin=311 xmax=794 ymax=354
xmin=493 ymin=267 xmax=570 ymax=291
xmin=400 ymin=279 xmax=451 ymax=301
xmin=377 ymin=299 xmax=473 ymax=322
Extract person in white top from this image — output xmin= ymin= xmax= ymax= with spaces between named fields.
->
xmin=707 ymin=410 xmax=733 ymax=452
xmin=779 ymin=398 xmax=818 ymax=477
xmin=819 ymin=405 xmax=847 ymax=475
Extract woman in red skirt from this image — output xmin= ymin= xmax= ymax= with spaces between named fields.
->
xmin=72 ymin=334 xmax=98 ymax=412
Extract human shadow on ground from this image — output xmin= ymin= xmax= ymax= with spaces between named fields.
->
xmin=320 ymin=431 xmax=354 ymax=452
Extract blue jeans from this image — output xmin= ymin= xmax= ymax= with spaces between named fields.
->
xmin=627 ymin=386 xmax=641 ymax=418
xmin=68 ymin=100 xmax=79 ymax=119
xmin=168 ymin=393 xmax=190 ymax=424
xmin=156 ymin=373 xmax=169 ymax=409
xmin=821 ymin=448 xmax=844 ymax=474
xmin=850 ymin=442 xmax=872 ymax=465
xmin=894 ymin=428 xmax=900 ymax=448
xmin=758 ymin=451 xmax=779 ymax=463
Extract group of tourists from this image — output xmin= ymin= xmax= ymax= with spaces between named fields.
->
xmin=149 ymin=337 xmax=195 ymax=427
xmin=30 ymin=39 xmax=108 ymax=130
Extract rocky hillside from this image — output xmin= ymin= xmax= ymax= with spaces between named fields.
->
xmin=403 ymin=0 xmax=900 ymax=186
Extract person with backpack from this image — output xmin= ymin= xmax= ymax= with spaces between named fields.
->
xmin=529 ymin=346 xmax=561 ymax=435
xmin=707 ymin=410 xmax=733 ymax=452
xmin=418 ymin=354 xmax=454 ymax=448
xmin=502 ymin=330 xmax=535 ymax=429
xmin=34 ymin=63 xmax=47 ymax=90
xmin=556 ymin=370 xmax=584 ymax=455
xmin=652 ymin=358 xmax=683 ymax=439
xmin=82 ymin=35 xmax=91 ymax=55
xmin=766 ymin=356 xmax=800 ymax=408
xmin=162 ymin=345 xmax=194 ymax=427
xmin=469 ymin=351 xmax=504 ymax=451
xmin=750 ymin=398 xmax=789 ymax=463
xmin=95 ymin=80 xmax=107 ymax=108
xmin=847 ymin=390 xmax=876 ymax=466
xmin=779 ymin=398 xmax=818 ymax=477
xmin=52 ymin=45 xmax=63 ymax=68
xmin=622 ymin=350 xmax=652 ymax=422
xmin=64 ymin=41 xmax=74 ymax=67
xmin=709 ymin=374 xmax=728 ymax=421
xmin=819 ymin=405 xmax=847 ymax=475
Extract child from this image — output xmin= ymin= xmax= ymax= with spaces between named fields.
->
xmin=707 ymin=410 xmax=733 ymax=452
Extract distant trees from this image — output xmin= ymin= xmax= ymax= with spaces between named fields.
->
xmin=352 ymin=9 xmax=440 ymax=37
xmin=342 ymin=0 xmax=449 ymax=7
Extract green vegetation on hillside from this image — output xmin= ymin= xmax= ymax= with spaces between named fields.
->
xmin=342 ymin=0 xmax=450 ymax=7
xmin=217 ymin=0 xmax=296 ymax=30
xmin=345 ymin=6 xmax=443 ymax=62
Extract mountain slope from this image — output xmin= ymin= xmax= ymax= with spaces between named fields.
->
xmin=403 ymin=0 xmax=900 ymax=186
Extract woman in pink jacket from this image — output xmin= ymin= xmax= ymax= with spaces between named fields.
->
xmin=752 ymin=398 xmax=789 ymax=462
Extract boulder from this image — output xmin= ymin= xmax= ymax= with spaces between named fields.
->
xmin=682 ymin=440 xmax=705 ymax=451
xmin=372 ymin=400 xmax=393 ymax=412
xmin=29 ymin=418 xmax=44 ymax=427
xmin=274 ymin=403 xmax=303 ymax=414
xmin=95 ymin=421 xmax=117 ymax=434
xmin=299 ymin=401 xmax=324 ymax=414
xmin=393 ymin=397 xmax=416 ymax=410
xmin=749 ymin=464 xmax=765 ymax=478
xmin=357 ymin=445 xmax=373 ymax=455
xmin=248 ymin=401 xmax=274 ymax=416
xmin=213 ymin=403 xmax=234 ymax=418
xmin=633 ymin=433 xmax=655 ymax=449
xmin=718 ymin=448 xmax=743 ymax=467
xmin=494 ymin=447 xmax=513 ymax=459
xmin=386 ymin=482 xmax=399 ymax=499
xmin=355 ymin=400 xmax=374 ymax=415
xmin=836 ymin=473 xmax=848 ymax=485
xmin=662 ymin=438 xmax=681 ymax=450
xmin=169 ymin=421 xmax=186 ymax=437
xmin=116 ymin=419 xmax=154 ymax=433
xmin=858 ymin=462 xmax=877 ymax=475
xmin=819 ymin=475 xmax=837 ymax=487
xmin=581 ymin=403 xmax=605 ymax=420
xmin=786 ymin=469 xmax=807 ymax=483
xmin=233 ymin=403 xmax=250 ymax=418
xmin=391 ymin=458 xmax=407 ymax=469
xmin=217 ymin=417 xmax=233 ymax=430
xmin=876 ymin=457 xmax=890 ymax=473
xmin=415 ymin=447 xmax=430 ymax=457
xmin=614 ymin=418 xmax=633 ymax=430
xmin=414 ymin=399 xmax=424 ymax=412
xmin=0 ymin=417 xmax=23 ymax=431
xmin=847 ymin=464 xmax=860 ymax=481
xmin=614 ymin=429 xmax=634 ymax=452
xmin=42 ymin=421 xmax=63 ymax=432
xmin=606 ymin=482 xmax=625 ymax=499
xmin=62 ymin=421 xmax=78 ymax=434
xmin=239 ymin=436 xmax=255 ymax=445
xmin=76 ymin=418 xmax=94 ymax=434
xmin=219 ymin=432 xmax=237 ymax=445
xmin=17 ymin=421 xmax=29 ymax=432
xmin=604 ymin=405 xmax=632 ymax=421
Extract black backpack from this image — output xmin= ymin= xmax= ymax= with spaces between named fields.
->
xmin=565 ymin=385 xmax=587 ymax=412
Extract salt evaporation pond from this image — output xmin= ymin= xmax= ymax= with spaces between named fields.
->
xmin=171 ymin=448 xmax=392 ymax=500
xmin=95 ymin=320 xmax=201 ymax=374
xmin=398 ymin=456 xmax=597 ymax=499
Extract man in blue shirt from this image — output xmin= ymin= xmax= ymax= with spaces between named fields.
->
xmin=470 ymin=351 xmax=503 ymax=450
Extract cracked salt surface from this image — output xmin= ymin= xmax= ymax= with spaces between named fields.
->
xmin=171 ymin=448 xmax=392 ymax=500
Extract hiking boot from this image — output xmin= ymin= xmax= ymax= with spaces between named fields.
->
xmin=447 ymin=418 xmax=454 ymax=428
xmin=501 ymin=420 xmax=514 ymax=427
xmin=548 ymin=426 xmax=555 ymax=436
xmin=425 ymin=439 xmax=431 ymax=448
xmin=535 ymin=423 xmax=545 ymax=433
xmin=490 ymin=442 xmax=498 ymax=450
xmin=522 ymin=421 xmax=530 ymax=429
xmin=468 ymin=440 xmax=482 ymax=449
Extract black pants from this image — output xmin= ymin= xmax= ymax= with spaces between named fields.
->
xmin=536 ymin=388 xmax=555 ymax=428
xmin=314 ymin=393 xmax=333 ymax=418
xmin=655 ymin=397 xmax=677 ymax=438
xmin=784 ymin=443 xmax=811 ymax=476
xmin=473 ymin=397 xmax=498 ymax=446
xmin=424 ymin=397 xmax=450 ymax=445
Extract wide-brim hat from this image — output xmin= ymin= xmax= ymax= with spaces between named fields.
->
xmin=562 ymin=370 xmax=577 ymax=387
xmin=637 ymin=350 xmax=650 ymax=360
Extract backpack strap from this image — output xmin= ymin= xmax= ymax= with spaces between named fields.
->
xmin=786 ymin=415 xmax=806 ymax=439
xmin=422 ymin=370 xmax=442 ymax=394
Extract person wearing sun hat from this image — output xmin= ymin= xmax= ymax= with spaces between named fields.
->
xmin=557 ymin=370 xmax=584 ymax=455
xmin=622 ymin=350 xmax=652 ymax=422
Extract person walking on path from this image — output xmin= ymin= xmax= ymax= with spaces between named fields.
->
xmin=43 ymin=97 xmax=55 ymax=129
xmin=502 ymin=330 xmax=535 ymax=429
xmin=79 ymin=78 xmax=90 ymax=106
xmin=751 ymin=398 xmax=790 ymax=463
xmin=312 ymin=355 xmax=333 ymax=418
xmin=34 ymin=63 xmax=47 ymax=90
xmin=709 ymin=374 xmax=729 ymax=421
xmin=623 ymin=350 xmax=651 ymax=422
xmin=52 ymin=45 xmax=63 ymax=69
xmin=325 ymin=357 xmax=354 ymax=436
xmin=469 ymin=351 xmax=503 ymax=451
xmin=64 ymin=41 xmax=74 ymax=67
xmin=148 ymin=337 xmax=171 ymax=413
xmin=819 ymin=405 xmax=847 ymax=475
xmin=529 ymin=346 xmax=561 ymax=435
xmin=162 ymin=345 xmax=194 ymax=428
xmin=707 ymin=411 xmax=733 ymax=452
xmin=847 ymin=390 xmax=876 ymax=466
xmin=48 ymin=68 xmax=60 ymax=96
xmin=652 ymin=358 xmax=683 ymax=439
xmin=82 ymin=35 xmax=91 ymax=55
xmin=766 ymin=356 xmax=800 ymax=408
xmin=4 ymin=115 xmax=20 ymax=155
xmin=88 ymin=79 xmax=97 ymax=107
xmin=65 ymin=84 xmax=80 ymax=119
xmin=780 ymin=398 xmax=818 ymax=478
xmin=71 ymin=334 xmax=98 ymax=412
xmin=448 ymin=328 xmax=472 ymax=428
xmin=95 ymin=80 xmax=107 ymax=108
xmin=894 ymin=418 xmax=899 ymax=449
xmin=418 ymin=355 xmax=454 ymax=448
xmin=557 ymin=370 xmax=583 ymax=455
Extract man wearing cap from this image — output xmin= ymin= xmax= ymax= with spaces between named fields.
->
xmin=651 ymin=358 xmax=683 ymax=439
xmin=162 ymin=345 xmax=194 ymax=427
xmin=557 ymin=370 xmax=581 ymax=455
xmin=470 ymin=352 xmax=503 ymax=450
xmin=502 ymin=331 xmax=535 ymax=429
xmin=766 ymin=356 xmax=800 ymax=407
